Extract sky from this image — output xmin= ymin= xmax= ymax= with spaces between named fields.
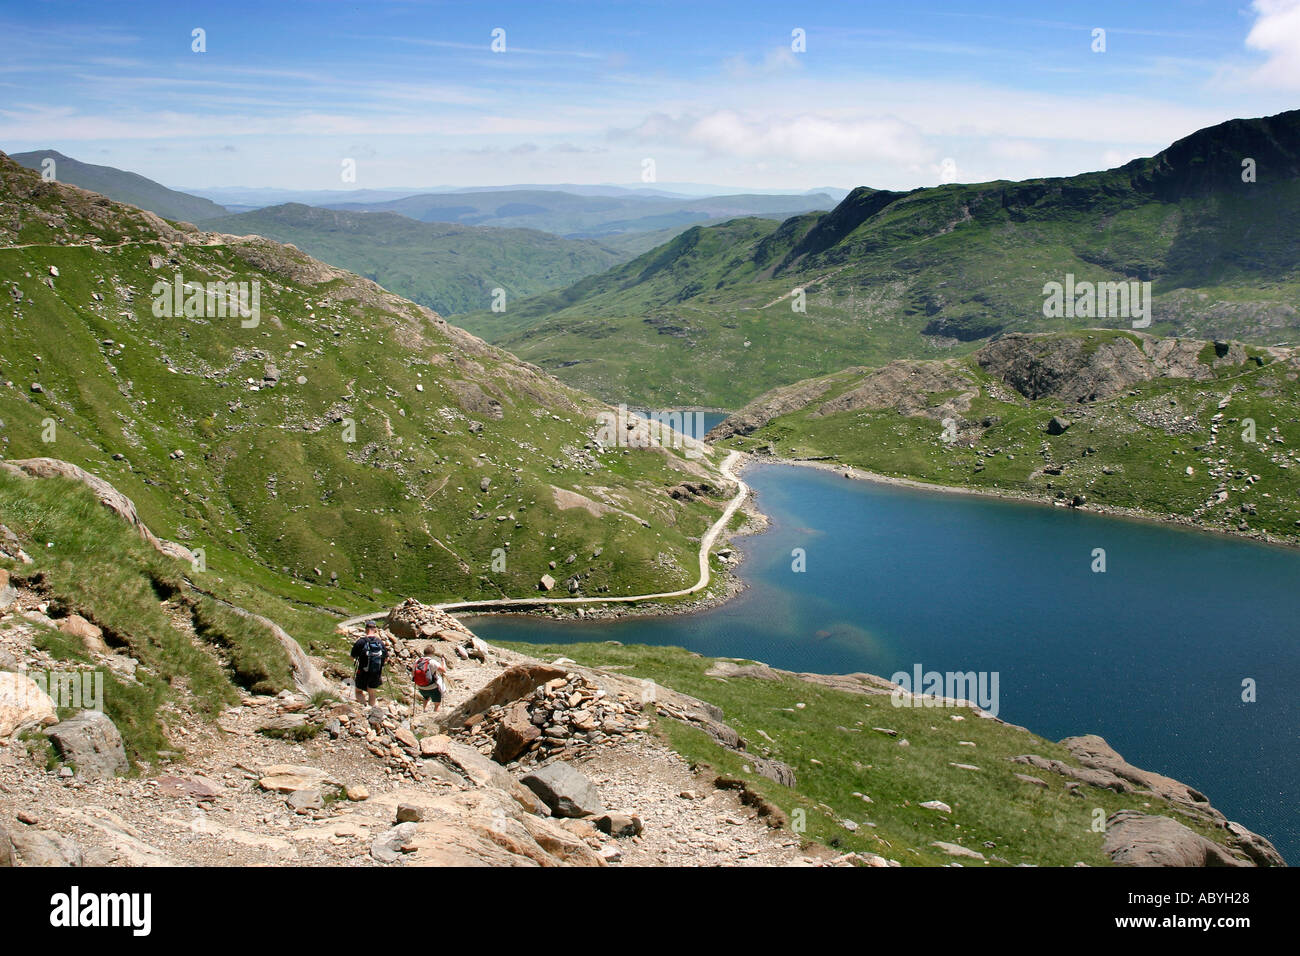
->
xmin=1 ymin=0 xmax=1298 ymax=193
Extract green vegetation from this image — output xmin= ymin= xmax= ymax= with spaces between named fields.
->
xmin=500 ymin=640 xmax=1240 ymax=866
xmin=0 ymin=152 xmax=734 ymax=624
xmin=0 ymin=468 xmax=333 ymax=765
xmin=455 ymin=110 xmax=1300 ymax=409
xmin=718 ymin=331 xmax=1300 ymax=544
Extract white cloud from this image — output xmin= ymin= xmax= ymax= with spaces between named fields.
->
xmin=621 ymin=109 xmax=932 ymax=165
xmin=1245 ymin=0 xmax=1300 ymax=89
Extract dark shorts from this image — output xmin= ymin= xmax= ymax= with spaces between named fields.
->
xmin=418 ymin=686 xmax=443 ymax=703
xmin=355 ymin=669 xmax=383 ymax=691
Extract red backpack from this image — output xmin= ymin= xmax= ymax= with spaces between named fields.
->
xmin=413 ymin=657 xmax=435 ymax=687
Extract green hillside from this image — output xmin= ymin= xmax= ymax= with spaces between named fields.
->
xmin=457 ymin=110 xmax=1300 ymax=410
xmin=11 ymin=149 xmax=228 ymax=223
xmin=200 ymin=203 xmax=626 ymax=316
xmin=0 ymin=151 xmax=734 ymax=623
xmin=712 ymin=330 xmax=1300 ymax=545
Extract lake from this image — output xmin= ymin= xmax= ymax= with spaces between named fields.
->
xmin=468 ymin=461 xmax=1300 ymax=862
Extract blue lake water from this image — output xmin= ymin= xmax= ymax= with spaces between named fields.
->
xmin=468 ymin=462 xmax=1300 ymax=862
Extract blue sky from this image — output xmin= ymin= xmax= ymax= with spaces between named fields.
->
xmin=2 ymin=0 xmax=1298 ymax=192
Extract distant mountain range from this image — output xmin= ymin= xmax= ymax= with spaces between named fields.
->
xmin=456 ymin=109 xmax=1300 ymax=409
xmin=200 ymin=203 xmax=626 ymax=315
xmin=322 ymin=189 xmax=841 ymax=240
xmin=11 ymin=149 xmax=228 ymax=223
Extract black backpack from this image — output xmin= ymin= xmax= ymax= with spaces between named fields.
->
xmin=361 ymin=637 xmax=385 ymax=674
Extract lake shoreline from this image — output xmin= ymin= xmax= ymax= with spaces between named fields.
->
xmin=760 ymin=453 xmax=1300 ymax=553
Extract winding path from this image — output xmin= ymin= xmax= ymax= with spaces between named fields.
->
xmin=337 ymin=450 xmax=750 ymax=631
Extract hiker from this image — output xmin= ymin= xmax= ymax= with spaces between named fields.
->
xmin=350 ymin=620 xmax=389 ymax=707
xmin=412 ymin=646 xmax=450 ymax=713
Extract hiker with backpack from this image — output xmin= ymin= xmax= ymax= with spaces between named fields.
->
xmin=412 ymin=646 xmax=450 ymax=713
xmin=350 ymin=620 xmax=389 ymax=707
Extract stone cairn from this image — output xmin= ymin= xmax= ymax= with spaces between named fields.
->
xmin=456 ymin=673 xmax=651 ymax=767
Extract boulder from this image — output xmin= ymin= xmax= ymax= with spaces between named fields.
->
xmin=371 ymin=822 xmax=420 ymax=863
xmin=428 ymin=739 xmax=550 ymax=816
xmin=1046 ymin=416 xmax=1072 ymax=435
xmin=258 ymin=764 xmax=339 ymax=794
xmin=395 ymin=804 xmax=423 ymax=823
xmin=0 ymin=671 xmax=57 ymax=737
xmin=492 ymin=701 xmax=541 ymax=764
xmin=45 ymin=710 xmax=129 ymax=780
xmin=8 ymin=828 xmax=83 ymax=867
xmin=286 ymin=789 xmax=324 ymax=813
xmin=595 ymin=813 xmax=644 ymax=838
xmin=521 ymin=762 xmax=604 ymax=819
xmin=58 ymin=615 xmax=109 ymax=655
xmin=0 ymin=568 xmax=16 ymax=610
xmin=539 ymin=574 xmax=556 ymax=592
xmin=0 ymin=822 xmax=11 ymax=867
xmin=1103 ymin=810 xmax=1248 ymax=867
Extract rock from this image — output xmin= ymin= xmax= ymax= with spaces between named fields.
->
xmin=8 ymin=828 xmax=83 ymax=866
xmin=1224 ymin=821 xmax=1286 ymax=867
xmin=598 ymin=844 xmax=623 ymax=863
xmin=919 ymin=800 xmax=952 ymax=814
xmin=0 ymin=822 xmax=11 ymax=867
xmin=383 ymin=598 xmax=472 ymax=643
xmin=932 ymin=841 xmax=985 ymax=861
xmin=493 ymin=701 xmax=541 ymax=764
xmin=0 ymin=569 xmax=16 ymax=610
xmin=371 ymin=822 xmax=420 ymax=863
xmin=539 ymin=574 xmax=556 ymax=592
xmin=393 ymin=726 xmax=419 ymax=752
xmin=428 ymin=739 xmax=551 ymax=816
xmin=521 ymin=762 xmax=604 ymax=819
xmin=286 ymin=789 xmax=324 ymax=813
xmin=395 ymin=804 xmax=423 ymax=823
xmin=45 ymin=711 xmax=130 ymax=780
xmin=0 ymin=671 xmax=57 ymax=736
xmin=257 ymin=714 xmax=308 ymax=733
xmin=1103 ymin=811 xmax=1249 ymax=867
xmin=419 ymin=734 xmax=450 ymax=757
xmin=258 ymin=764 xmax=338 ymax=794
xmin=479 ymin=476 xmax=491 ymax=492
xmin=154 ymin=776 xmax=221 ymax=801
xmin=1013 ymin=773 xmax=1049 ymax=788
xmin=595 ymin=813 xmax=644 ymax=838
xmin=1046 ymin=416 xmax=1072 ymax=435
xmin=58 ymin=614 xmax=108 ymax=655
xmin=0 ymin=649 xmax=18 ymax=672
xmin=345 ymin=784 xmax=370 ymax=802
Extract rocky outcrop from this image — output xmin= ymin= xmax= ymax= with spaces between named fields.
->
xmin=44 ymin=711 xmax=129 ymax=780
xmin=1 ymin=458 xmax=194 ymax=563
xmin=974 ymin=332 xmax=1235 ymax=404
xmin=1103 ymin=811 xmax=1248 ymax=867
xmin=0 ymin=671 xmax=57 ymax=737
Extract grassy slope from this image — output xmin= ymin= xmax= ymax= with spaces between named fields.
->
xmin=200 ymin=204 xmax=626 ymax=316
xmin=11 ymin=149 xmax=228 ymax=224
xmin=718 ymin=331 xmax=1300 ymax=543
xmin=500 ymin=640 xmax=1245 ymax=867
xmin=0 ymin=154 xmax=733 ymax=626
xmin=455 ymin=111 xmax=1300 ymax=409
